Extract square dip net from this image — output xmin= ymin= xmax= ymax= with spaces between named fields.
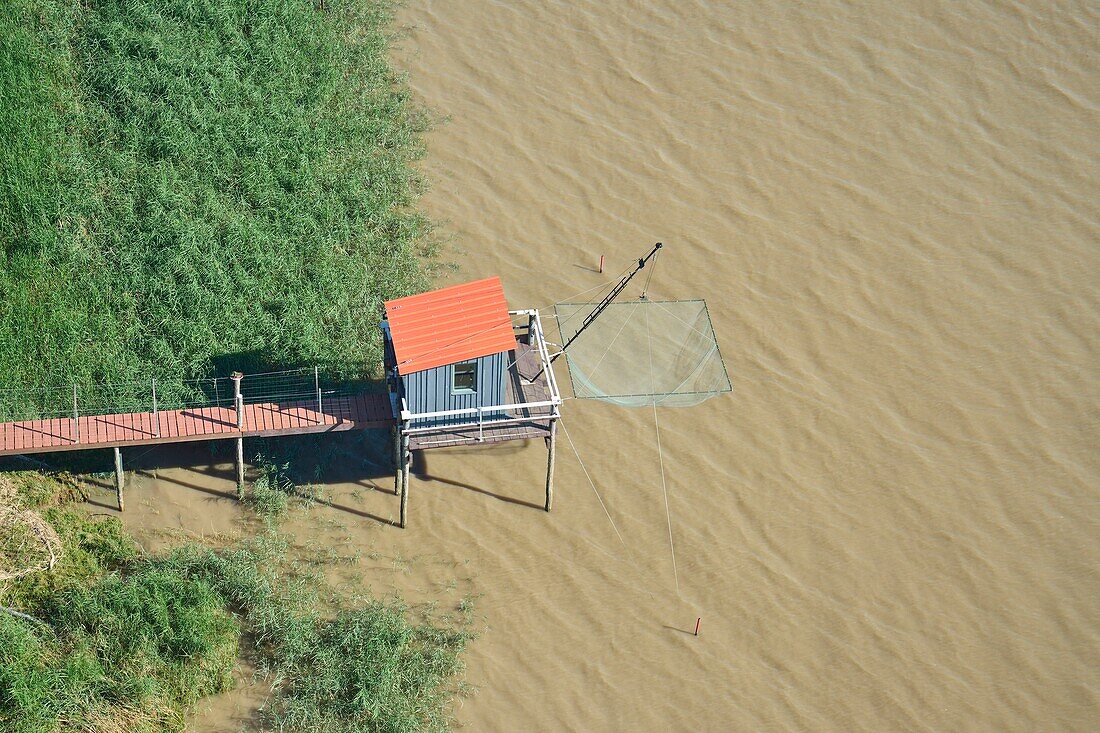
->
xmin=553 ymin=299 xmax=731 ymax=407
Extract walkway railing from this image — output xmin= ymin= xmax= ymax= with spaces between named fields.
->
xmin=0 ymin=367 xmax=363 ymax=445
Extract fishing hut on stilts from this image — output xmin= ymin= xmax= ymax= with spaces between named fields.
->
xmin=379 ymin=242 xmax=724 ymax=530
xmin=381 ymin=277 xmax=563 ymax=527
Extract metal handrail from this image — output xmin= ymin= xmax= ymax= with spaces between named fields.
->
xmin=530 ymin=310 xmax=562 ymax=403
xmin=403 ymin=410 xmax=557 ymax=436
xmin=403 ymin=399 xmax=559 ymax=422
xmin=509 ymin=307 xmax=563 ymax=405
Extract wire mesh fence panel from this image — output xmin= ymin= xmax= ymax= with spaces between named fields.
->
xmin=554 ymin=300 xmax=731 ymax=407
xmin=0 ymin=368 xmax=348 ymax=423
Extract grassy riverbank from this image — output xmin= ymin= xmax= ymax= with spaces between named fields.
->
xmin=1 ymin=0 xmax=431 ymax=414
xmin=1 ymin=474 xmax=468 ymax=732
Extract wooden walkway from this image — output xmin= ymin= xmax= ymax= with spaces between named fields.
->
xmin=0 ymin=393 xmax=394 ymax=457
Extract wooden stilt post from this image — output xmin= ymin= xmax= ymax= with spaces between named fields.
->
xmin=399 ymin=430 xmax=410 ymax=529
xmin=544 ymin=419 xmax=557 ymax=512
xmin=393 ymin=400 xmax=411 ymax=528
xmin=392 ymin=426 xmax=402 ymax=496
xmin=399 ymin=439 xmax=410 ymax=528
xmin=231 ymin=372 xmax=244 ymax=500
xmin=235 ymin=437 xmax=245 ymax=499
xmin=402 ymin=449 xmax=411 ymax=527
xmin=231 ymin=372 xmax=244 ymax=429
xmin=113 ymin=446 xmax=124 ymax=512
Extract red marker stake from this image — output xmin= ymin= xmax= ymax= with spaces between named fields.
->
xmin=599 ymin=255 xmax=605 ymax=273
xmin=694 ymin=617 xmax=701 ymax=636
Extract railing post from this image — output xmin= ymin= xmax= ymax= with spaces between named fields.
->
xmin=152 ymin=378 xmax=160 ymax=438
xmin=477 ymin=406 xmax=484 ymax=442
xmin=231 ymin=372 xmax=243 ymax=428
xmin=231 ymin=372 xmax=244 ymax=499
xmin=314 ymin=366 xmax=322 ymax=423
xmin=72 ymin=384 xmax=79 ymax=444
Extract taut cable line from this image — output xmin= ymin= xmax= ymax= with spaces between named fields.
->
xmin=646 ymin=305 xmax=678 ymax=593
xmin=560 ymin=419 xmax=631 ymax=559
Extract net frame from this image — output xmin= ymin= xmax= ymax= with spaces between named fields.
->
xmin=553 ymin=298 xmax=732 ymax=407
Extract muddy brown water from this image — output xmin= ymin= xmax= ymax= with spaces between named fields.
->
xmin=105 ymin=1 xmax=1100 ymax=730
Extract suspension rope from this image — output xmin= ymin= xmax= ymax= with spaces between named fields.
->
xmin=560 ymin=419 xmax=631 ymax=558
xmin=548 ymin=262 xmax=634 ymax=332
xmin=547 ymin=264 xmax=632 ymax=308
xmin=645 ymin=305 xmax=679 ymax=592
xmin=652 ymin=402 xmax=678 ymax=592
xmin=502 ymin=262 xmax=637 ymax=375
xmin=646 ymin=298 xmax=714 ymax=340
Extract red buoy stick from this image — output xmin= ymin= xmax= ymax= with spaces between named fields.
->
xmin=694 ymin=617 xmax=701 ymax=636
xmin=599 ymin=255 xmax=605 ymax=273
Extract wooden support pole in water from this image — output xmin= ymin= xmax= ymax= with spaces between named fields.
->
xmin=544 ymin=419 xmax=557 ymax=512
xmin=392 ymin=426 xmax=402 ymax=496
xmin=399 ymin=430 xmax=410 ymax=529
xmin=113 ymin=446 xmax=124 ymax=512
xmin=231 ymin=372 xmax=244 ymax=499
xmin=235 ymin=437 xmax=245 ymax=500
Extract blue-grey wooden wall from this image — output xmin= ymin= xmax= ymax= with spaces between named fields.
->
xmin=402 ymin=350 xmax=509 ymax=427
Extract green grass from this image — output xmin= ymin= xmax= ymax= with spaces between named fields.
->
xmin=242 ymin=452 xmax=296 ymax=518
xmin=3 ymin=503 xmax=137 ymax=612
xmin=0 ymin=568 xmax=239 ymax=733
xmin=0 ymin=475 xmax=237 ymax=733
xmin=0 ymin=472 xmax=137 ymax=613
xmin=0 ymin=3 xmax=469 ymax=729
xmin=160 ymin=536 xmax=469 ymax=733
xmin=0 ymin=0 xmax=432 ymax=417
xmin=1 ymin=475 xmax=470 ymax=733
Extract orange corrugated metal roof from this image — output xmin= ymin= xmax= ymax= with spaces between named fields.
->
xmin=384 ymin=277 xmax=517 ymax=375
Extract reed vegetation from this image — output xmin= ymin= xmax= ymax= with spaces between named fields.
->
xmin=1 ymin=473 xmax=470 ymax=732
xmin=1 ymin=2 xmax=469 ymax=727
xmin=0 ymin=473 xmax=236 ymax=732
xmin=0 ymin=0 xmax=431 ymax=416
xmin=161 ymin=536 xmax=470 ymax=732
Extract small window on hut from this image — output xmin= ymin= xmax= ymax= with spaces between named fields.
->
xmin=452 ymin=361 xmax=478 ymax=394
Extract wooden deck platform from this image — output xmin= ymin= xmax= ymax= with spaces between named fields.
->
xmin=0 ymin=393 xmax=394 ymax=457
xmin=408 ymin=341 xmax=555 ymax=450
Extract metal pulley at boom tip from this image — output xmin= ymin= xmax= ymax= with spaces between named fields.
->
xmin=549 ymin=242 xmax=663 ymax=366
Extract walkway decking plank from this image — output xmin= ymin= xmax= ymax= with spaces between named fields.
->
xmin=0 ymin=393 xmax=393 ymax=457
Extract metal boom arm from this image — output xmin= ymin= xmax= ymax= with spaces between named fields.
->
xmin=550 ymin=242 xmax=663 ymax=364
